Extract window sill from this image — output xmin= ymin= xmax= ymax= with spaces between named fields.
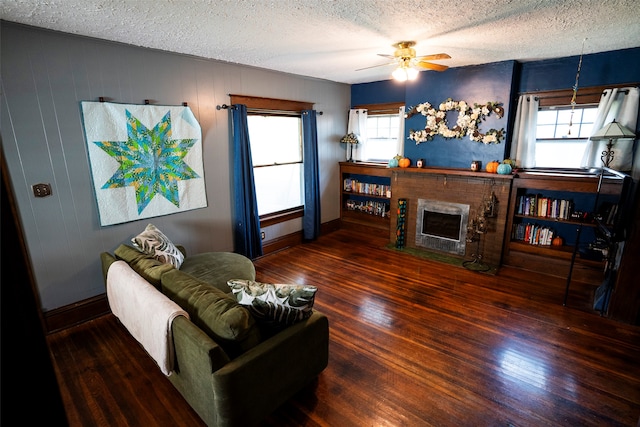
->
xmin=260 ymin=206 xmax=304 ymax=227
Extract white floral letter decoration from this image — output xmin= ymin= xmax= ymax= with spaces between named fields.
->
xmin=406 ymin=98 xmax=505 ymax=145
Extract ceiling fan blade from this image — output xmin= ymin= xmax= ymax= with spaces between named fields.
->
xmin=416 ymin=61 xmax=449 ymax=72
xmin=415 ymin=53 xmax=451 ymax=61
xmin=355 ymin=61 xmax=396 ymax=71
xmin=377 ymin=54 xmax=396 ymax=59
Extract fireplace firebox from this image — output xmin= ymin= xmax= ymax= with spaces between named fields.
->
xmin=415 ymin=199 xmax=469 ymax=255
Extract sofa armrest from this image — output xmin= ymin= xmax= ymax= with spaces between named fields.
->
xmin=100 ymin=252 xmax=117 ymax=285
xmin=210 ymin=311 xmax=329 ymax=427
xmin=168 ymin=316 xmax=231 ymax=421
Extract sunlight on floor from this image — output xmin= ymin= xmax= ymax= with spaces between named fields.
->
xmin=499 ymin=348 xmax=549 ymax=390
xmin=359 ymin=297 xmax=394 ymax=328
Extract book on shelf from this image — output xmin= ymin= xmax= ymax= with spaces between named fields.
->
xmin=342 ymin=178 xmax=390 ymax=197
xmin=345 ymin=199 xmax=390 ymax=217
xmin=516 ymin=194 xmax=573 ymax=220
xmin=512 ymin=222 xmax=556 ymax=246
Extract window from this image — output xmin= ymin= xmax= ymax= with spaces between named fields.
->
xmin=365 ymin=114 xmax=401 ymax=161
xmin=535 ymin=105 xmax=598 ymax=168
xmin=247 ymin=114 xmax=303 ymax=216
xmin=230 ymin=95 xmax=313 ymax=224
xmin=354 ymin=102 xmax=404 ymax=162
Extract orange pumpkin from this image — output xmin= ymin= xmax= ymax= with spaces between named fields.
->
xmin=398 ymin=157 xmax=411 ymax=168
xmin=485 ymin=160 xmax=500 ymax=173
xmin=552 ymin=236 xmax=564 ymax=246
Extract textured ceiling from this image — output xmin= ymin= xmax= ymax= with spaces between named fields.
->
xmin=2 ymin=0 xmax=639 ymax=84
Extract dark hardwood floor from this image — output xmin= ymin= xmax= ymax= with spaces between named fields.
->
xmin=47 ymin=228 xmax=640 ymax=426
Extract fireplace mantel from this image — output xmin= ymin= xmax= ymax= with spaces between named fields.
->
xmin=389 ymin=167 xmax=513 ymax=268
xmin=392 ymin=166 xmax=514 ymax=180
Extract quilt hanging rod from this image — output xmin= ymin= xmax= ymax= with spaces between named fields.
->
xmin=98 ymin=97 xmax=189 ymax=106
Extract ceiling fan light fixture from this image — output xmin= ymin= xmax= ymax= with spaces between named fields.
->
xmin=392 ymin=65 xmax=418 ymax=81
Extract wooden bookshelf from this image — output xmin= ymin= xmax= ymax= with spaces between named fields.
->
xmin=339 ymin=162 xmax=391 ymax=232
xmin=502 ymin=169 xmax=628 ymax=285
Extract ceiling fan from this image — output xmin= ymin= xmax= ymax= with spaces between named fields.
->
xmin=358 ymin=41 xmax=451 ymax=81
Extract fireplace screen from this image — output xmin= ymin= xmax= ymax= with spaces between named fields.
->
xmin=416 ymin=199 xmax=469 ymax=255
xmin=422 ymin=210 xmax=462 ymax=240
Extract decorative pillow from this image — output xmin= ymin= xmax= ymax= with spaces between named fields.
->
xmin=227 ymin=279 xmax=317 ymax=326
xmin=131 ymin=223 xmax=184 ymax=268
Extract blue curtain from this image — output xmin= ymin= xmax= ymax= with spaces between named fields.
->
xmin=231 ymin=104 xmax=263 ymax=259
xmin=302 ymin=110 xmax=321 ymax=240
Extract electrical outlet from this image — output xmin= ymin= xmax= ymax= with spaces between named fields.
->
xmin=261 ymin=231 xmax=266 ymax=240
xmin=32 ymin=183 xmax=52 ymax=198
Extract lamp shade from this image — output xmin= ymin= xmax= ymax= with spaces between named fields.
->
xmin=590 ymin=119 xmax=636 ymax=140
xmin=340 ymin=133 xmax=359 ymax=144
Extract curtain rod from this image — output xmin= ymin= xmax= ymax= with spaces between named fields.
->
xmin=98 ymin=97 xmax=190 ymax=106
xmin=353 ymin=108 xmax=400 ymax=114
xmin=518 ymin=88 xmax=634 ymax=98
xmin=216 ymin=104 xmax=323 ymax=115
xmin=534 ymin=89 xmax=629 ymax=100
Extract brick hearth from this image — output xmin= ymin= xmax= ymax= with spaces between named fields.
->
xmin=389 ymin=168 xmax=513 ymax=267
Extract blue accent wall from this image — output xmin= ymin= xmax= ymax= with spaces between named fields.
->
xmin=351 ymin=80 xmax=407 ymax=104
xmin=403 ymin=61 xmax=516 ymax=168
xmin=352 ymin=47 xmax=640 ymax=169
xmin=519 ymin=47 xmax=640 ymax=93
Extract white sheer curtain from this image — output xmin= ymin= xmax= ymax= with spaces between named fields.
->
xmin=510 ymin=95 xmax=539 ymax=168
xmin=581 ymin=87 xmax=639 ymax=170
xmin=347 ymin=108 xmax=368 ymax=161
xmin=395 ymin=106 xmax=406 ymax=157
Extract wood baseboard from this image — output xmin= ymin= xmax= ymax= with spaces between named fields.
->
xmin=261 ymin=219 xmax=341 ymax=256
xmin=44 ymin=294 xmax=110 ymax=334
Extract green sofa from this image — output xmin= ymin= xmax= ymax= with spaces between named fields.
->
xmin=101 ymin=245 xmax=329 ymax=427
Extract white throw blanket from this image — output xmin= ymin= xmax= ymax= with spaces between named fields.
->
xmin=106 ymin=260 xmax=188 ymax=375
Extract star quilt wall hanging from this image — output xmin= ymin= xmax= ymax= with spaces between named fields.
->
xmin=81 ymin=101 xmax=207 ymax=226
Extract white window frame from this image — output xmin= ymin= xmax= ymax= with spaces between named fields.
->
xmin=534 ymin=105 xmax=598 ymax=168
xmin=365 ymin=113 xmax=401 ymax=162
xmin=247 ymin=114 xmax=304 ymax=216
xmin=354 ymin=102 xmax=405 ymax=163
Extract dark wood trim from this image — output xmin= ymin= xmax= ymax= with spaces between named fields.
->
xmin=521 ymin=83 xmax=639 ymax=107
xmin=44 ymin=294 xmax=110 ymax=334
xmin=352 ymin=101 xmax=404 ymax=115
xmin=261 ymin=231 xmax=304 ymax=255
xmin=260 ymin=207 xmax=304 ymax=227
xmin=321 ymin=218 xmax=341 ymax=235
xmin=260 ymin=219 xmax=341 ymax=256
xmin=229 ymin=94 xmax=313 ymax=111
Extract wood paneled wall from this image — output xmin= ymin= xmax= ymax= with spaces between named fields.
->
xmin=1 ymin=22 xmax=350 ymax=312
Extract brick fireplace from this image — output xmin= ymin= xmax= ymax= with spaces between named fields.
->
xmin=389 ymin=168 xmax=513 ymax=267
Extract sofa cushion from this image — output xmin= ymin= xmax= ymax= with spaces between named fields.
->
xmin=161 ymin=269 xmax=260 ymax=358
xmin=227 ymin=279 xmax=317 ymax=327
xmin=131 ymin=223 xmax=184 ymax=268
xmin=179 ymin=252 xmax=256 ymax=293
xmin=114 ymin=244 xmax=174 ymax=289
